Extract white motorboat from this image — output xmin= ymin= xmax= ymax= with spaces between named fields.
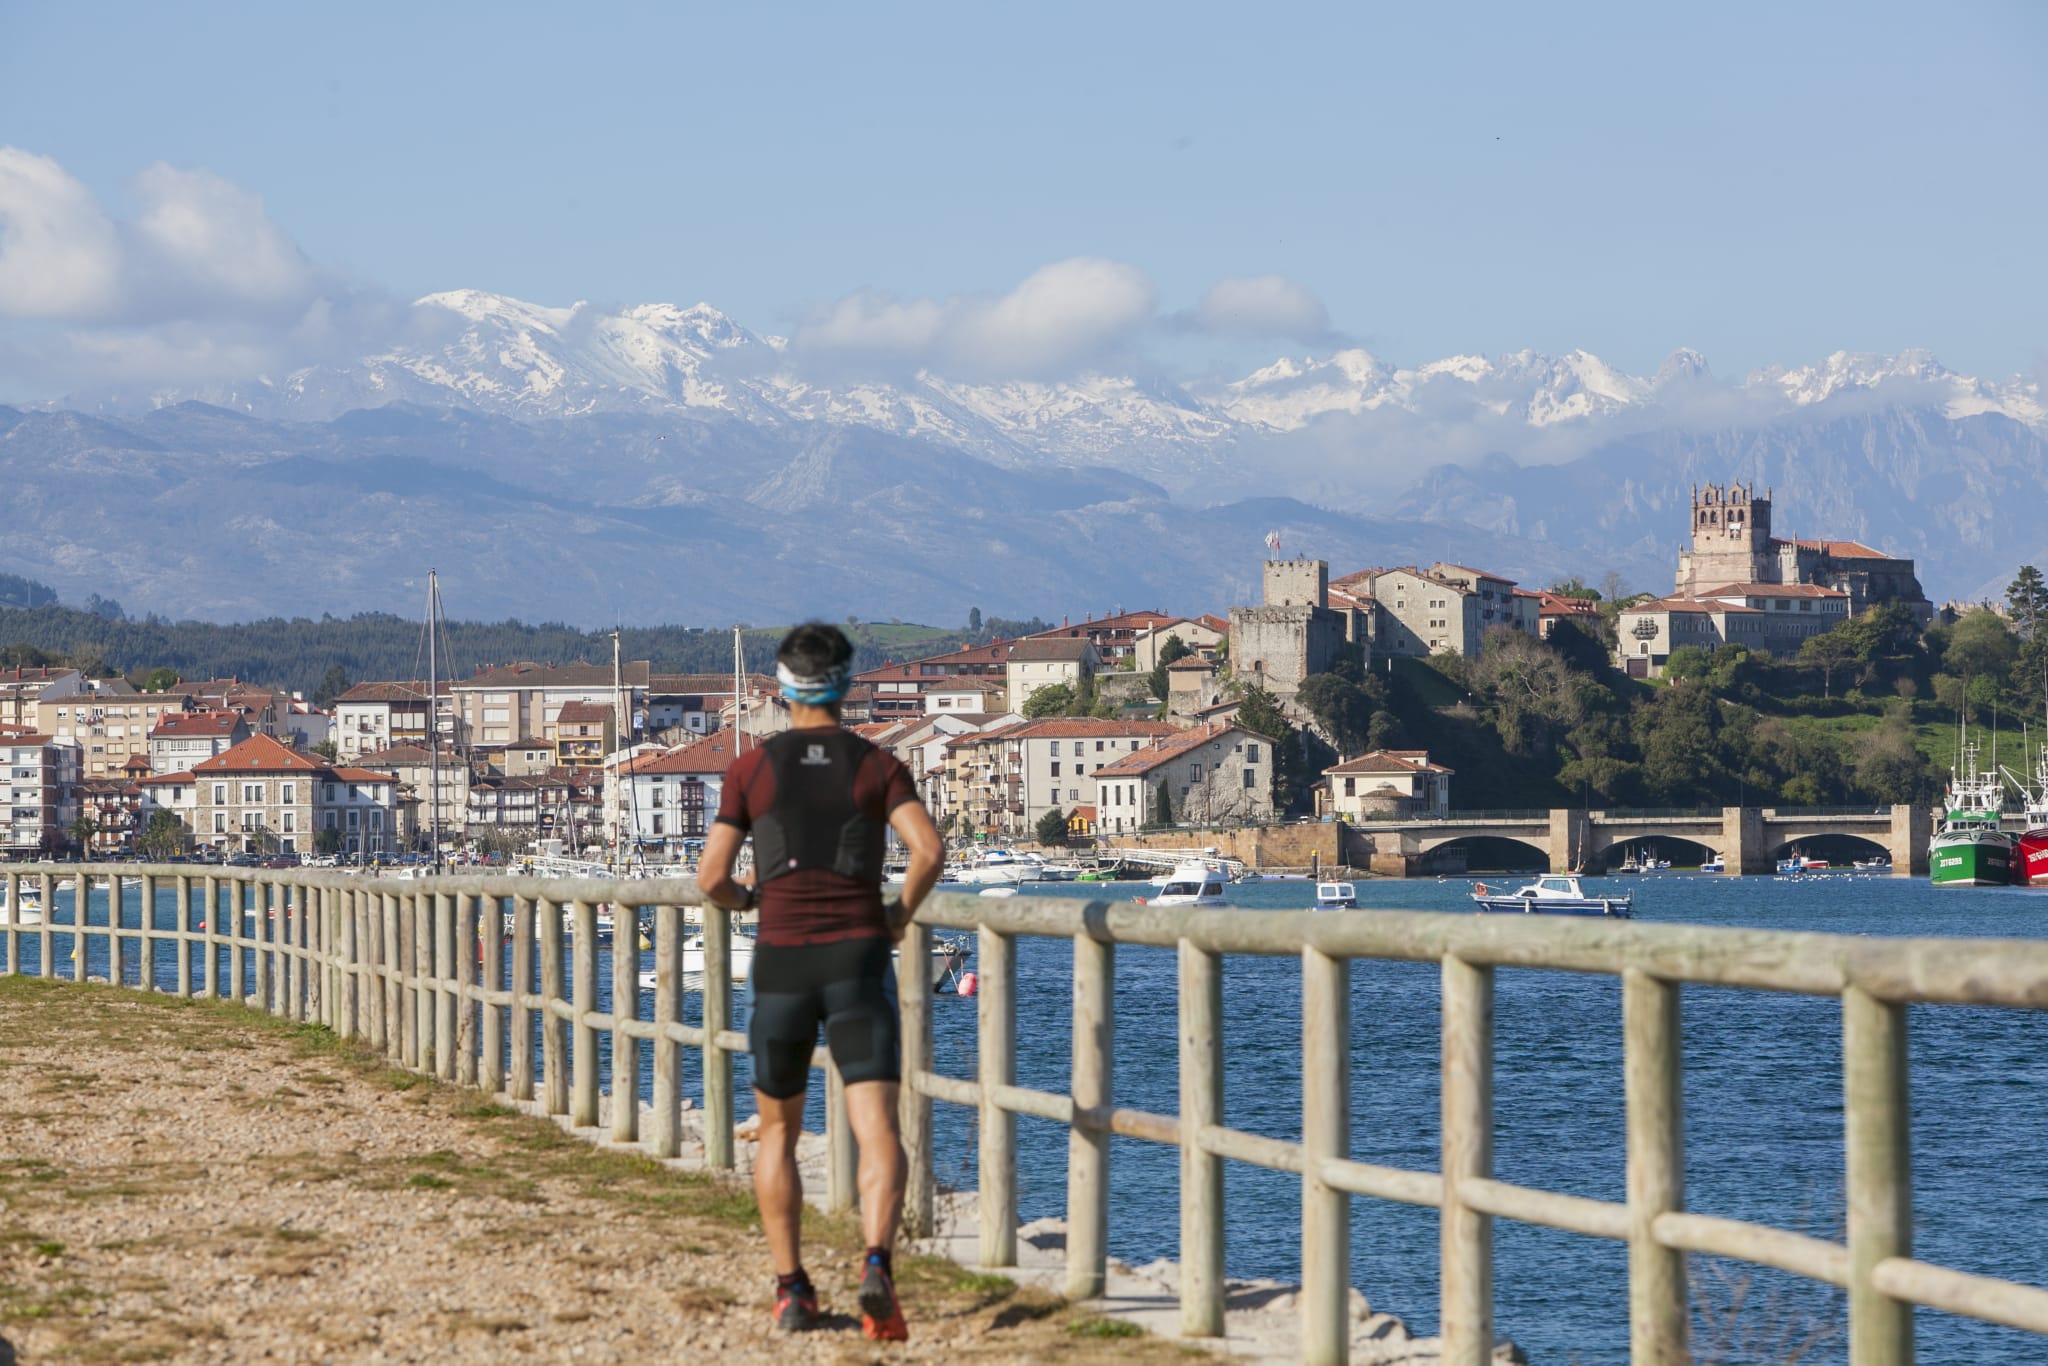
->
xmin=1144 ymin=861 xmax=1228 ymax=907
xmin=954 ymin=849 xmax=1041 ymax=886
xmin=1034 ymin=862 xmax=1084 ymax=882
xmin=978 ymin=886 xmax=1019 ymax=898
xmin=1699 ymin=855 xmax=1725 ymax=873
xmin=0 ymin=884 xmax=44 ymax=927
xmin=1470 ymin=875 xmax=1632 ymax=918
xmin=1314 ymin=881 xmax=1358 ymax=910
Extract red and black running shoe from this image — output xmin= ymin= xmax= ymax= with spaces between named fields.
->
xmin=859 ymin=1251 xmax=908 ymax=1342
xmin=773 ymin=1274 xmax=819 ymax=1332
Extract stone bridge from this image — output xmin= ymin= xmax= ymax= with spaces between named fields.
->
xmin=1346 ymin=805 xmax=1931 ymax=877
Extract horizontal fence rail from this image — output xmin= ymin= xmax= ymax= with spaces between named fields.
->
xmin=5 ymin=864 xmax=2048 ymax=1364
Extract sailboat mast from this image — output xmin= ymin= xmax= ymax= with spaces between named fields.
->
xmin=733 ymin=625 xmax=745 ymax=754
xmin=427 ymin=569 xmax=440 ymax=874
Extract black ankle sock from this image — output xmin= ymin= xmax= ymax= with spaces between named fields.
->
xmin=865 ymin=1246 xmax=892 ymax=1276
xmin=777 ymin=1268 xmax=811 ymax=1291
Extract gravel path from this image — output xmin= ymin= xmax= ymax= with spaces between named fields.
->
xmin=0 ymin=977 xmax=1176 ymax=1363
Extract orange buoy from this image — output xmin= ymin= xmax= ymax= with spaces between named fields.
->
xmin=957 ymin=971 xmax=978 ymax=997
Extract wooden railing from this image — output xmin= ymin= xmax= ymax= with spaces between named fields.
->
xmin=6 ymin=863 xmax=2048 ymax=1365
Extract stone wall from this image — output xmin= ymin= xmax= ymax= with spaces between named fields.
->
xmin=1096 ymin=821 xmax=1347 ymax=871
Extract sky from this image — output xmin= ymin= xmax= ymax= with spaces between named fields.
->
xmin=1 ymin=0 xmax=2045 ymax=399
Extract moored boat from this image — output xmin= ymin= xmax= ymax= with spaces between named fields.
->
xmin=1471 ymin=874 xmax=1632 ymax=918
xmin=1144 ymin=861 xmax=1228 ymax=907
xmin=1314 ymin=881 xmax=1357 ymax=910
xmin=1930 ymin=741 xmax=2014 ymax=887
xmin=2008 ymin=745 xmax=2048 ymax=887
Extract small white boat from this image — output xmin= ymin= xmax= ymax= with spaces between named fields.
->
xmin=1035 ymin=862 xmax=1084 ymax=882
xmin=1315 ymin=881 xmax=1358 ymax=910
xmin=1698 ymin=855 xmax=1725 ymax=873
xmin=1471 ymin=875 xmax=1632 ymax=918
xmin=954 ymin=849 xmax=1041 ymax=886
xmin=978 ymin=886 xmax=1019 ymax=898
xmin=0 ymin=885 xmax=44 ymax=927
xmin=1853 ymin=855 xmax=1892 ymax=872
xmin=1144 ymin=861 xmax=1228 ymax=907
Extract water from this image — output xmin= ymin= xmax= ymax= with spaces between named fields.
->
xmin=16 ymin=873 xmax=2048 ymax=1361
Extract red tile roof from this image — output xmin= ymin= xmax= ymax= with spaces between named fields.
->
xmin=1791 ymin=538 xmax=1892 ymax=559
xmin=1002 ymin=719 xmax=1176 ymax=741
xmin=1091 ymin=722 xmax=1249 ymax=777
xmin=1695 ymin=583 xmax=1848 ymax=599
xmin=336 ymin=681 xmax=440 ymax=703
xmin=194 ymin=734 xmax=322 ymax=774
xmin=1004 ymin=638 xmax=1096 ymax=663
xmin=149 ymin=710 xmax=246 ymax=738
xmin=1324 ymin=750 xmax=1453 ymax=776
xmin=627 ymin=733 xmax=743 ymax=777
xmin=555 ymin=700 xmax=614 ymax=724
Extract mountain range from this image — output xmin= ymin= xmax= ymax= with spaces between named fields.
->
xmin=12 ymin=289 xmax=2047 ymax=625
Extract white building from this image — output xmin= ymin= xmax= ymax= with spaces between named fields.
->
xmin=1004 ymin=638 xmax=1100 ymax=714
xmin=1 ymin=732 xmax=81 ymax=856
xmin=943 ymin=718 xmax=1174 ymax=837
xmin=616 ymin=732 xmax=742 ymax=860
xmin=1614 ymin=584 xmax=1849 ymax=679
xmin=148 ymin=710 xmax=250 ymax=776
xmin=1321 ymin=750 xmax=1453 ymax=819
xmin=1090 ymin=722 xmax=1276 ymax=834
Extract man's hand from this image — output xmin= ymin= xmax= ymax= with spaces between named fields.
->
xmin=884 ymin=897 xmax=914 ymax=944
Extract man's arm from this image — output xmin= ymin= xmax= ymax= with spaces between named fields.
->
xmin=885 ymin=800 xmax=945 ymax=941
xmin=695 ymin=820 xmax=754 ymax=912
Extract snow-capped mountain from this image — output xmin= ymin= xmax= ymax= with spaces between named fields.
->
xmin=97 ymin=289 xmax=2044 ymax=473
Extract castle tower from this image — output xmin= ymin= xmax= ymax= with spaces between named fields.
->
xmin=1263 ymin=558 xmax=1329 ymax=609
xmin=1677 ymin=482 xmax=1775 ymax=593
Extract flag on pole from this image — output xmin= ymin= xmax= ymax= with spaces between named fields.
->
xmin=1264 ymin=529 xmax=1282 ymax=555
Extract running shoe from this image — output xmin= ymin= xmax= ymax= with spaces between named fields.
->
xmin=859 ymin=1253 xmax=909 ymax=1342
xmin=773 ymin=1275 xmax=819 ymax=1332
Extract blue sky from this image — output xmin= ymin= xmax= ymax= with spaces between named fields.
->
xmin=1 ymin=0 xmax=2044 ymax=391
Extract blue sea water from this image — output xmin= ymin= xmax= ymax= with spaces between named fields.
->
xmin=20 ymin=872 xmax=2048 ymax=1363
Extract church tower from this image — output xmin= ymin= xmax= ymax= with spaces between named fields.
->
xmin=1676 ymin=482 xmax=1775 ymax=594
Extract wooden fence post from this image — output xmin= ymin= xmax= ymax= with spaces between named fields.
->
xmin=1624 ymin=969 xmax=1688 ymax=1359
xmin=702 ymin=903 xmax=734 ymax=1171
xmin=437 ymin=890 xmax=459 ymax=1082
xmin=571 ymin=900 xmax=599 ymax=1127
xmin=649 ymin=903 xmax=682 ymax=1159
xmin=6 ymin=871 xmax=20 ymax=976
xmin=826 ymin=1058 xmax=856 ymax=1214
xmin=612 ymin=903 xmax=640 ymax=1143
xmin=477 ymin=897 xmax=501 ymax=1089
xmin=1302 ymin=945 xmax=1351 ymax=1366
xmin=176 ymin=876 xmax=193 ymax=999
xmin=1845 ymin=986 xmax=1913 ymax=1365
xmin=978 ymin=925 xmax=1017 ymax=1269
xmin=1440 ymin=954 xmax=1494 ymax=1366
xmin=37 ymin=871 xmax=53 ymax=980
xmin=382 ymin=890 xmax=403 ymax=1060
xmin=541 ymin=898 xmax=569 ymax=1115
xmin=1068 ymin=927 xmax=1113 ymax=1300
xmin=510 ymin=896 xmax=535 ymax=1102
xmin=254 ymin=879 xmax=272 ymax=1011
xmin=139 ymin=872 xmax=155 ymax=991
xmin=76 ymin=873 xmax=94 ymax=985
xmin=898 ymin=919 xmax=935 ymax=1241
xmin=412 ymin=890 xmax=433 ymax=1071
xmin=227 ymin=877 xmax=244 ymax=999
xmin=1178 ymin=939 xmax=1224 ymax=1337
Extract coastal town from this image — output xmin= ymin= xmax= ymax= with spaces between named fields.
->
xmin=2 ymin=482 xmax=1978 ymax=874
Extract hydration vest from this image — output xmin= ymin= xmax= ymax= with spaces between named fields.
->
xmin=750 ymin=728 xmax=887 ymax=886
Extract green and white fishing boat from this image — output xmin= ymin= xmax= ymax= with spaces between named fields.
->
xmin=1929 ymin=740 xmax=2013 ymax=887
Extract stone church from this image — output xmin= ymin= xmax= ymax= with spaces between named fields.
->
xmin=1674 ymin=483 xmax=1931 ymax=623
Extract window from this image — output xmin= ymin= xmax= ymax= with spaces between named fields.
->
xmin=282 ymin=783 xmax=295 ymax=805
xmin=243 ymin=783 xmax=263 ymax=803
xmin=1068 ymin=789 xmax=1079 ymax=802
xmin=1243 ymin=768 xmax=1256 ymax=788
xmin=1246 ymin=743 xmax=1260 ymax=763
xmin=1094 ymin=740 xmax=1104 ymax=752
xmin=282 ymin=812 xmax=295 ymax=833
xmin=1050 ymin=762 xmax=1061 ymax=777
xmin=213 ymin=813 xmax=226 ymax=832
xmin=1190 ymin=763 xmax=1202 ymax=781
xmin=1075 ymin=764 xmax=1085 ymax=776
xmin=1344 ymin=777 xmax=1356 ymax=796
xmin=1049 ymin=741 xmax=1061 ymax=756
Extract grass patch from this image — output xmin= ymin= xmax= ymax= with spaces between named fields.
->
xmin=1069 ymin=1314 xmax=1146 ymax=1339
xmin=404 ymin=1174 xmax=453 ymax=1190
xmin=953 ymin=1271 xmax=1016 ymax=1297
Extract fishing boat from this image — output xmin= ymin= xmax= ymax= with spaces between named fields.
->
xmin=1698 ymin=855 xmax=1725 ymax=874
xmin=1930 ymin=740 xmax=2014 ymax=888
xmin=1314 ymin=881 xmax=1358 ymax=910
xmin=2005 ymin=740 xmax=2048 ymax=887
xmin=1143 ymin=861 xmax=1228 ymax=907
xmin=1470 ymin=875 xmax=1632 ymax=918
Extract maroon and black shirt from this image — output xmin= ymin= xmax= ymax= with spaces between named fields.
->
xmin=714 ymin=726 xmax=920 ymax=947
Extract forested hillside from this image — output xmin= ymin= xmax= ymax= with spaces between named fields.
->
xmin=0 ymin=604 xmax=1048 ymax=698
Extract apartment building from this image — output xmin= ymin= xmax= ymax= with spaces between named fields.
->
xmin=1024 ymin=610 xmax=1188 ymax=666
xmin=1004 ymin=638 xmax=1100 ymax=714
xmin=77 ymin=778 xmax=146 ymax=855
xmin=616 ymin=732 xmax=741 ymax=858
xmin=646 ymin=673 xmax=778 ymax=740
xmin=334 ymin=681 xmax=446 ymax=762
xmin=1091 ymin=722 xmax=1276 ymax=834
xmin=451 ymin=661 xmax=649 ymax=747
xmin=354 ymin=744 xmax=470 ymax=848
xmin=149 ymin=710 xmax=250 ymax=775
xmin=854 ymin=642 xmax=1015 ymax=721
xmin=0 ymin=667 xmax=81 ymax=728
xmin=1367 ymin=563 xmax=1523 ymax=659
xmin=35 ymin=680 xmax=190 ymax=778
xmin=0 ymin=734 xmax=80 ymax=857
xmin=943 ymin=718 xmax=1174 ymax=837
xmin=179 ymin=735 xmax=396 ymax=858
xmin=553 ymin=700 xmax=617 ymax=768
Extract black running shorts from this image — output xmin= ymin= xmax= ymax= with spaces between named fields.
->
xmin=747 ymin=936 xmax=900 ymax=1100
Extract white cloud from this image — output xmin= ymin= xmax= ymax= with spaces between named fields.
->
xmin=0 ymin=148 xmax=123 ymax=319
xmin=128 ymin=163 xmax=317 ymax=317
xmin=1193 ymin=274 xmax=1333 ymax=343
xmin=793 ymin=257 xmax=1157 ymax=380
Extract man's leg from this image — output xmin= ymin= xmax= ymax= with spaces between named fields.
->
xmin=844 ymin=1080 xmax=906 ymax=1251
xmin=752 ymin=1087 xmax=809 ymax=1275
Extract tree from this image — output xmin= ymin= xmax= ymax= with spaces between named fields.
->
xmin=1022 ymin=683 xmax=1077 ymax=718
xmin=313 ymin=664 xmax=352 ymax=708
xmin=2008 ymin=566 xmax=2047 ymax=642
xmin=139 ymin=809 xmax=187 ymax=860
xmin=1798 ymin=628 xmax=1867 ymax=699
xmin=1467 ymin=627 xmax=1587 ymax=757
xmin=82 ymin=593 xmax=125 ymax=622
xmin=311 ymin=739 xmax=339 ymax=760
xmin=314 ymin=828 xmax=343 ymax=857
xmin=968 ymin=607 xmax=983 ymax=636
xmin=140 ymin=667 xmax=180 ymax=692
xmin=1296 ymin=672 xmax=1375 ymax=754
xmin=1548 ymin=577 xmax=1602 ymax=602
xmin=1035 ymin=807 xmax=1069 ymax=846
xmin=1236 ymin=686 xmax=1314 ymax=812
xmin=1153 ymin=782 xmax=1173 ymax=827
xmin=69 ymin=813 xmax=98 ymax=853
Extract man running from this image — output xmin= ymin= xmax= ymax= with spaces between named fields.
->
xmin=696 ymin=622 xmax=945 ymax=1340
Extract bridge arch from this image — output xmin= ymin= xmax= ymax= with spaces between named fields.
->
xmin=1410 ymin=834 xmax=1551 ymax=875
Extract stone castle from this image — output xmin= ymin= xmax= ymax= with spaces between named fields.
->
xmin=1674 ymin=482 xmax=1931 ymax=622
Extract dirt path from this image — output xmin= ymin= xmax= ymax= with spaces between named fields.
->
xmin=0 ymin=977 xmax=1184 ymax=1363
